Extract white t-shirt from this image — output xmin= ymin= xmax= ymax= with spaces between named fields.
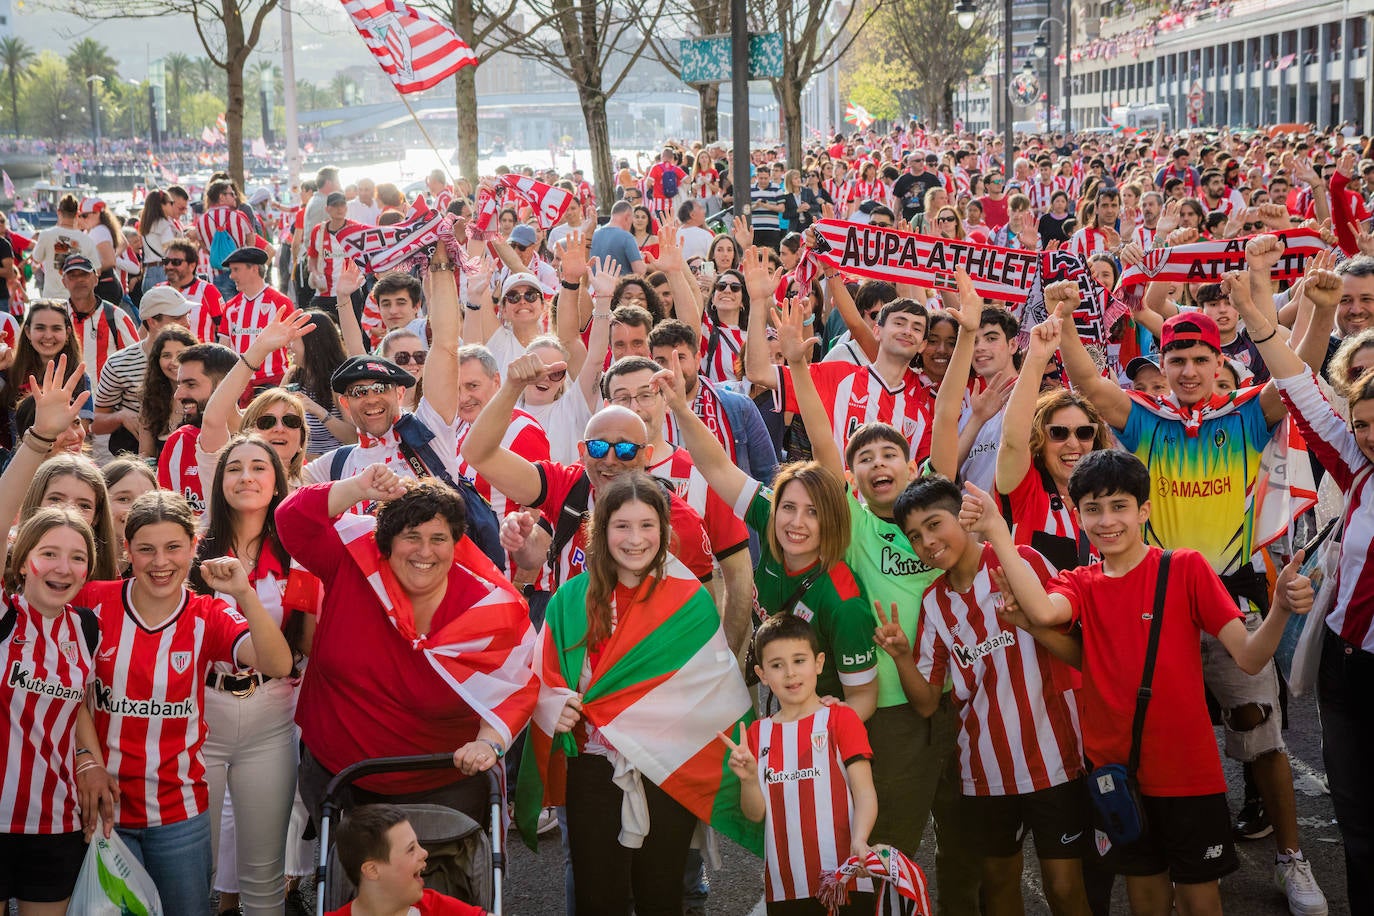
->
xmin=677 ymin=225 xmax=715 ymax=262
xmin=958 ymin=407 xmax=1004 ymax=493
xmin=821 ymin=332 xmax=873 ymax=366
xmin=346 ymin=199 xmax=381 ymax=225
xmin=32 ymin=226 xmax=100 ymax=297
xmin=482 ymin=325 xmax=543 ymax=378
xmin=520 ymin=384 xmax=596 ymax=466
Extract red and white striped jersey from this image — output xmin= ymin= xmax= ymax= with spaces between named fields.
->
xmin=79 ymin=579 xmax=248 ymax=828
xmin=822 ymin=179 xmax=848 ymax=205
xmin=954 ymin=167 xmax=972 ymax=198
xmin=1275 ymin=370 xmax=1374 ymax=652
xmin=647 ymin=446 xmax=750 ymax=561
xmin=1025 ymin=177 xmax=1060 ymax=214
xmin=157 ymin=425 xmax=206 ymax=516
xmin=223 ymin=286 xmax=295 ymax=382
xmin=698 ymin=312 xmax=746 ymax=384
xmin=0 ymin=597 xmax=95 ymax=834
xmin=690 ymin=168 xmax=718 ymax=199
xmin=848 ymin=179 xmax=886 ymax=205
xmin=916 ymin=543 xmax=1083 ymax=796
xmin=747 ymin=705 xmax=873 ymax=902
xmin=1066 ymin=227 xmax=1111 ymax=260
xmin=308 ymin=220 xmax=362 ymax=297
xmin=775 ymin=362 xmax=935 ymax=465
xmin=455 ymin=407 xmax=550 ymax=519
xmin=663 ymin=378 xmax=739 ymax=464
xmin=167 ymin=278 xmax=227 ymax=344
xmin=194 ymin=206 xmax=255 ymax=253
xmin=1131 ymin=225 xmax=1157 ymax=249
xmin=0 ymin=309 xmax=17 ymax=350
xmin=70 ymin=302 xmax=140 ymax=388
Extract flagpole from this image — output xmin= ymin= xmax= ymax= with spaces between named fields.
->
xmin=398 ymin=92 xmax=455 ymax=185
xmin=281 ymin=0 xmax=302 ymax=191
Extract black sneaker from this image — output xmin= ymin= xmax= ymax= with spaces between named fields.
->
xmin=1234 ymin=798 xmax=1274 ymax=840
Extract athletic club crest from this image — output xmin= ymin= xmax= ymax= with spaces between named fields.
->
xmin=1137 ymin=248 xmax=1169 ymax=279
xmin=810 ymin=730 xmax=828 ymax=753
xmin=170 ymin=651 xmax=192 ymax=674
xmin=59 ymin=640 xmax=78 ymax=664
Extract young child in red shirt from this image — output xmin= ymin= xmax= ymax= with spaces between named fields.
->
xmin=722 ymin=613 xmax=878 ymax=916
xmin=328 ymin=804 xmax=485 ymax=916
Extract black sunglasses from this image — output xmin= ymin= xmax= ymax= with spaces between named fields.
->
xmin=1047 ymin=424 xmax=1096 ymax=443
xmin=504 ymin=290 xmax=543 ymax=304
xmin=162 ymin=258 xmax=190 ymax=267
xmin=254 ymin=413 xmax=304 ymax=431
xmin=391 ymin=350 xmax=427 ymax=366
xmin=583 ymin=438 xmax=644 ymax=461
xmin=715 ymin=280 xmax=742 ymax=292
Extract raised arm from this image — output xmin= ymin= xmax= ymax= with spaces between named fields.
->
xmin=742 ymin=246 xmax=782 ymax=390
xmin=997 ymin=313 xmax=1061 ymax=495
xmin=774 ymin=295 xmax=841 ymax=478
xmin=333 ymin=260 xmax=369 ymax=356
xmin=573 ymin=258 xmax=616 ymax=409
xmin=201 ymin=307 xmax=315 ymax=455
xmin=422 ymin=243 xmax=462 ymax=425
xmin=1045 ymin=281 xmax=1132 ymax=429
xmin=927 ymin=271 xmax=982 ymax=480
xmin=652 ymin=356 xmax=751 ymax=510
xmin=826 ymin=269 xmax=878 ymax=361
xmin=1225 ymin=265 xmax=1340 ymax=384
xmin=461 ymin=255 xmax=500 ymax=345
xmin=0 ymin=357 xmax=89 ymax=557
xmin=651 ymin=216 xmax=703 ymax=329
xmin=958 ymin=482 xmax=1074 ymax=628
xmin=459 ymin=353 xmax=557 ymax=508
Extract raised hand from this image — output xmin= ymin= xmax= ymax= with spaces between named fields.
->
xmin=740 ymin=245 xmax=780 ymax=302
xmin=719 ymin=722 xmax=759 ymax=780
xmin=1244 ymin=234 xmax=1284 ymax=273
xmin=771 ymin=298 xmax=820 ymax=366
xmin=1027 ymin=314 xmax=1063 ymax=363
xmin=1166 ymin=227 xmax=1199 ymax=247
xmin=970 ymin=370 xmax=1015 ymax=424
xmin=1274 ymin=549 xmax=1313 ymax=615
xmin=198 ymin=556 xmax=252 ymax=598
xmin=336 ymin=259 xmax=366 ymax=299
xmin=873 ymin=601 xmax=911 ymax=659
xmin=654 ymin=215 xmax=686 ymax=273
xmin=732 ymin=215 xmax=754 ymax=248
xmin=1257 ymin=203 xmax=1291 ymax=230
xmin=1302 ymin=263 xmax=1343 ymax=313
xmin=352 ymin=463 xmax=408 ymax=503
xmin=650 ymin=362 xmax=690 ymax=414
xmin=254 ymin=306 xmax=315 ymax=355
xmin=1157 ymin=199 xmax=1182 ymax=234
xmin=505 ymin=352 xmax=567 ymax=392
xmin=588 ymin=256 xmax=622 ymax=300
xmin=29 ymin=354 xmax=91 ymax=441
xmin=1042 ymin=280 xmax=1081 ymax=318
xmin=560 ymin=229 xmax=589 ymax=282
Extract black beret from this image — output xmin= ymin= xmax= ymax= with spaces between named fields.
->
xmin=222 ymin=246 xmax=269 ymax=266
xmin=330 ymin=355 xmax=416 ymax=393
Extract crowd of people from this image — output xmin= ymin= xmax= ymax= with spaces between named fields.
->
xmin=2 ymin=118 xmax=1374 ymax=916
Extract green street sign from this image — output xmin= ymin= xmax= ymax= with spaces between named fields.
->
xmin=679 ymin=32 xmax=784 ymax=84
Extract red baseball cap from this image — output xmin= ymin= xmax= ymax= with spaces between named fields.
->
xmin=1161 ymin=312 xmax=1221 ymax=352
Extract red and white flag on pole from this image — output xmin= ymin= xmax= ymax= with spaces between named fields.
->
xmin=215 ymin=112 xmax=228 ymax=134
xmin=1 ymin=171 xmax=14 ymax=200
xmin=341 ymin=0 xmax=478 ymax=94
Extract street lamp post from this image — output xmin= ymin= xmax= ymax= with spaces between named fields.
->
xmin=955 ymin=0 xmax=1014 ymax=178
xmin=1031 ymin=4 xmax=1074 ymax=132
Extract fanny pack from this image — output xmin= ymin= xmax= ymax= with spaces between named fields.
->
xmin=1087 ymin=550 xmax=1171 ymax=847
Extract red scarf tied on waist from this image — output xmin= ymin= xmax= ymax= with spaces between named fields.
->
xmin=332 ymin=512 xmax=538 ymax=747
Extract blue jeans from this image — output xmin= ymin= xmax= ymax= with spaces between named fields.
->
xmin=117 ymin=811 xmax=213 ymax=915
xmin=141 ymin=264 xmax=167 ymax=292
xmin=212 ymin=269 xmax=236 ymax=301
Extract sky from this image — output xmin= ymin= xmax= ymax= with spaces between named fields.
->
xmin=13 ymin=0 xmax=362 ymax=84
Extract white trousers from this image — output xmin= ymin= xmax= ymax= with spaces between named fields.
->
xmin=204 ymin=677 xmax=299 ymax=916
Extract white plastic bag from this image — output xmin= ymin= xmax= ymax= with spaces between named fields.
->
xmin=1287 ymin=521 xmax=1342 ymax=697
xmin=68 ymin=831 xmax=164 ymax=916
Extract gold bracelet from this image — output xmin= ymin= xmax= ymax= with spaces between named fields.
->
xmin=429 ymin=262 xmax=456 ymax=272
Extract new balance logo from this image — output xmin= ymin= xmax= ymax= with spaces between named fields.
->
xmin=1202 ymin=844 xmax=1225 ymax=860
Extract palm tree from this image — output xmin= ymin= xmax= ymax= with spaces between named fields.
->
xmin=0 ymin=37 xmax=35 ymax=136
xmin=329 ymin=73 xmax=356 ymax=108
xmin=194 ymin=57 xmax=218 ymax=94
xmin=67 ymin=38 xmax=118 ymax=146
xmin=164 ymin=52 xmax=193 ymax=137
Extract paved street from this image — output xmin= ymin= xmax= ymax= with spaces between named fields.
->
xmin=502 ymin=689 xmax=1347 ymax=915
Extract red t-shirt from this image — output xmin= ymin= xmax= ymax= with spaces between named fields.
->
xmin=278 ymin=484 xmax=493 ymax=794
xmin=329 ymin=888 xmax=483 ymax=916
xmin=1047 ymin=547 xmax=1242 ymax=797
xmin=158 ymin=424 xmax=205 ymax=515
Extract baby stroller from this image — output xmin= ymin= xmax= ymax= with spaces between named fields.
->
xmin=314 ymin=753 xmax=505 ymax=916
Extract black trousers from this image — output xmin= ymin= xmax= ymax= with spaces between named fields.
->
xmin=1318 ymin=625 xmax=1374 ymax=914
xmin=565 ymin=753 xmax=697 ymax=916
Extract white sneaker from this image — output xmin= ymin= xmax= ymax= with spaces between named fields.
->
xmin=536 ymin=806 xmax=559 ymax=836
xmin=1275 ymin=852 xmax=1328 ymax=916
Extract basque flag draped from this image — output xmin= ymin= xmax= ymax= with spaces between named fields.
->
xmin=515 ymin=558 xmax=764 ymax=856
xmin=342 ymin=0 xmax=478 ymax=94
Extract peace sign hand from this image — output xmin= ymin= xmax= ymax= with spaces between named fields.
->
xmin=873 ymin=601 xmax=911 ymax=659
xmin=718 ymin=722 xmax=759 ymax=779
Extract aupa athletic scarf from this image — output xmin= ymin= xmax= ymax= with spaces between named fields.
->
xmin=811 ymin=218 xmax=1041 ymax=304
xmin=335 ymin=196 xmax=448 ymax=273
xmin=332 ymin=512 xmax=538 ymax=747
xmin=514 ymin=558 xmax=763 ymax=856
xmin=817 ymin=846 xmax=935 ymax=916
xmin=1118 ymin=227 xmax=1329 ymax=288
xmin=472 ymin=174 xmax=573 ymax=239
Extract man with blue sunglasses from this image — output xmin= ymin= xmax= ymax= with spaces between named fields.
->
xmin=461 ymin=352 xmax=715 ymax=594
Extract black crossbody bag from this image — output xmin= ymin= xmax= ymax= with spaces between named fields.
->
xmin=743 ymin=565 xmax=826 ymax=687
xmin=1087 ymin=550 xmax=1171 ymax=846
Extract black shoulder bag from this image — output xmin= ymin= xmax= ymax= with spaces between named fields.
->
xmin=743 ymin=564 xmax=827 ymax=687
xmin=1087 ymin=550 xmax=1171 ymax=847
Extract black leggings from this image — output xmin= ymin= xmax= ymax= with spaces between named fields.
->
xmin=565 ymin=753 xmax=698 ymax=916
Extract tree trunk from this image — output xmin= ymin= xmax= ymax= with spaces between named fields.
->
xmin=697 ymin=83 xmax=719 ymax=144
xmin=9 ymin=78 xmax=18 ymax=136
xmin=580 ymin=86 xmax=615 ymax=212
xmin=451 ymin=1 xmax=479 ymax=184
xmin=454 ymin=66 xmax=479 ymax=183
xmin=777 ymin=73 xmax=803 ymax=173
xmin=226 ymin=58 xmax=247 ymax=191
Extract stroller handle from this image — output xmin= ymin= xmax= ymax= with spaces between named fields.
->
xmin=321 ymin=753 xmax=502 ymax=814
